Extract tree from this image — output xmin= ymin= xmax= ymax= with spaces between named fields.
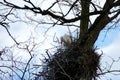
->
xmin=0 ymin=0 xmax=120 ymax=80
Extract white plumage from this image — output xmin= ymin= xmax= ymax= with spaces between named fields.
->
xmin=60 ymin=34 xmax=72 ymax=47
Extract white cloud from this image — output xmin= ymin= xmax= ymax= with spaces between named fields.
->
xmin=97 ymin=32 xmax=120 ymax=80
xmin=101 ymin=32 xmax=120 ymax=58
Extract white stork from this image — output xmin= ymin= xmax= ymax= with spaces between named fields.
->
xmin=60 ymin=34 xmax=73 ymax=47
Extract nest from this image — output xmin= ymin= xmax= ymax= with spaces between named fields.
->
xmin=39 ymin=41 xmax=101 ymax=80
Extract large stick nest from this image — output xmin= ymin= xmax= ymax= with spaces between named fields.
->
xmin=39 ymin=41 xmax=101 ymax=80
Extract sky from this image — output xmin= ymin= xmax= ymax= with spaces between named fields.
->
xmin=0 ymin=16 xmax=120 ymax=80
xmin=95 ymin=29 xmax=120 ymax=80
xmin=0 ymin=0 xmax=120 ymax=80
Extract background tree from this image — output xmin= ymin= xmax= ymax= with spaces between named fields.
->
xmin=0 ymin=0 xmax=120 ymax=80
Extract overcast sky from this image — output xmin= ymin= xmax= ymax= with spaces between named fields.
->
xmin=0 ymin=19 xmax=120 ymax=80
xmin=0 ymin=0 xmax=120 ymax=80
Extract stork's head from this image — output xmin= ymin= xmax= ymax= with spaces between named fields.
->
xmin=60 ymin=34 xmax=73 ymax=47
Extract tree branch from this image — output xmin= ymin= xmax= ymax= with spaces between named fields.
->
xmin=1 ymin=0 xmax=103 ymax=24
xmin=79 ymin=0 xmax=120 ymax=47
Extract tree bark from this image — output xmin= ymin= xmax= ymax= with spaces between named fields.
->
xmin=80 ymin=0 xmax=91 ymax=38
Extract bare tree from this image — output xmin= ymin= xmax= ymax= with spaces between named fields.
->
xmin=0 ymin=0 xmax=120 ymax=80
xmin=1 ymin=0 xmax=119 ymax=47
